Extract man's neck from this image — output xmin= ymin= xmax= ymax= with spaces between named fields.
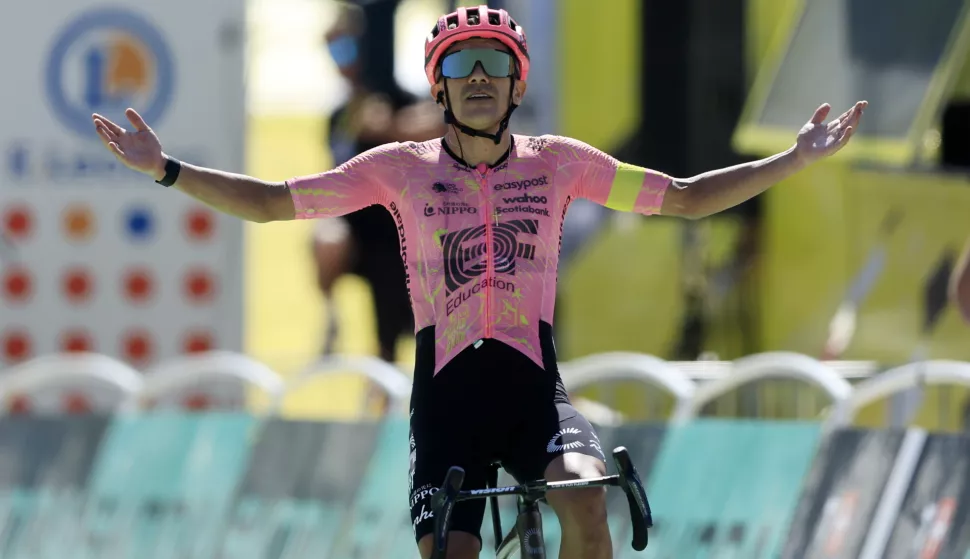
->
xmin=443 ymin=126 xmax=512 ymax=168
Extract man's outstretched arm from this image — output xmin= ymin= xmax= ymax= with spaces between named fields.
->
xmin=661 ymin=101 xmax=866 ymax=219
xmin=93 ymin=108 xmax=387 ymax=223
xmin=93 ymin=109 xmax=295 ymax=222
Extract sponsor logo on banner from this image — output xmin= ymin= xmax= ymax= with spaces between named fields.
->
xmin=45 ymin=8 xmax=175 ymax=139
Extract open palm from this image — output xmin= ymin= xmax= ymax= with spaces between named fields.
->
xmin=795 ymin=100 xmax=867 ymax=163
xmin=91 ymin=108 xmax=165 ymax=178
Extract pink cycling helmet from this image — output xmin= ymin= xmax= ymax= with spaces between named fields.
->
xmin=424 ymin=5 xmax=530 ymax=86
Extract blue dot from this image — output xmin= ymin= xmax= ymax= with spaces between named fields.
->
xmin=125 ymin=207 xmax=154 ymax=241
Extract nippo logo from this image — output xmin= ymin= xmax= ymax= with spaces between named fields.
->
xmin=45 ymin=8 xmax=175 ymax=138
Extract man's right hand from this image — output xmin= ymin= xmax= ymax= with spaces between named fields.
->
xmin=91 ymin=108 xmax=166 ymax=180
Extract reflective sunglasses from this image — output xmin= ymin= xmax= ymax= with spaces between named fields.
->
xmin=440 ymin=48 xmax=514 ymax=79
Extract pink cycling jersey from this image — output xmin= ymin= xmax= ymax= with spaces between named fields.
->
xmin=287 ymin=135 xmax=671 ymax=374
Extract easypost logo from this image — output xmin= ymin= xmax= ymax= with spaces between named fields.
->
xmin=493 ymin=175 xmax=549 ymax=191
xmin=45 ymin=8 xmax=175 ymax=139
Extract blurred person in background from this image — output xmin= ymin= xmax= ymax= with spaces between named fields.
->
xmin=315 ymin=1 xmax=445 ymax=362
xmin=91 ymin=3 xmax=866 ymax=555
xmin=951 ymin=237 xmax=970 ymax=323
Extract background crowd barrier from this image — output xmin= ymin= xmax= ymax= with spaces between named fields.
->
xmin=2 ymin=350 xmax=969 ymax=427
xmin=0 ymin=351 xmax=969 ymax=557
xmin=0 ymin=414 xmax=966 ymax=557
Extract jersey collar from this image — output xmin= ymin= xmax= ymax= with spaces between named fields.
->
xmin=440 ymin=136 xmax=514 ymax=171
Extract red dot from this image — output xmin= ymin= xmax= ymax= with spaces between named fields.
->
xmin=8 ymin=395 xmax=31 ymax=414
xmin=62 ymin=267 xmax=93 ymax=303
xmin=60 ymin=330 xmax=93 ymax=353
xmin=185 ymin=208 xmax=214 ymax=241
xmin=184 ymin=269 xmax=217 ymax=303
xmin=63 ymin=392 xmax=92 ymax=414
xmin=2 ymin=330 xmax=32 ymax=363
xmin=2 ymin=205 xmax=32 ymax=240
xmin=121 ymin=329 xmax=153 ymax=365
xmin=183 ymin=393 xmax=213 ymax=411
xmin=183 ymin=331 xmax=214 ymax=354
xmin=123 ymin=268 xmax=154 ymax=303
xmin=2 ymin=267 xmax=32 ymax=303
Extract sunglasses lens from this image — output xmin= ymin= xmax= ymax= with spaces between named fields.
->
xmin=441 ymin=49 xmax=512 ymax=79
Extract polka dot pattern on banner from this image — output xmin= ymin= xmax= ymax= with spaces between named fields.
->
xmin=184 ymin=268 xmax=217 ymax=304
xmin=183 ymin=330 xmax=214 ymax=354
xmin=124 ymin=206 xmax=155 ymax=243
xmin=62 ymin=267 xmax=94 ymax=304
xmin=2 ymin=329 xmax=32 ymax=364
xmin=2 ymin=204 xmax=33 ymax=241
xmin=123 ymin=267 xmax=155 ymax=304
xmin=62 ymin=204 xmax=96 ymax=242
xmin=0 ymin=198 xmax=238 ymax=368
xmin=60 ymin=329 xmax=93 ymax=353
xmin=2 ymin=267 xmax=32 ymax=304
xmin=121 ymin=329 xmax=153 ymax=365
xmin=185 ymin=208 xmax=215 ymax=241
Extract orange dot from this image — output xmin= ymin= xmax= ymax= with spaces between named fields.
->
xmin=62 ymin=205 xmax=96 ymax=241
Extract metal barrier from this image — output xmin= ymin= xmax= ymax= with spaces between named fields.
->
xmin=677 ymin=352 xmax=854 ymax=423
xmin=559 ymin=352 xmax=696 ymax=424
xmin=0 ymin=352 xmax=143 ymax=414
xmin=3 ymin=350 xmax=969 ymax=426
xmin=138 ymin=350 xmax=286 ymax=411
xmin=269 ymin=354 xmax=413 ymax=417
xmin=826 ymin=360 xmax=970 ymax=428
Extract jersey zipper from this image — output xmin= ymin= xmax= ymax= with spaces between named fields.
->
xmin=477 ymin=164 xmax=493 ymax=339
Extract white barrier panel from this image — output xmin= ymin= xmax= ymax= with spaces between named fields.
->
xmin=676 ymin=352 xmax=853 ymax=423
xmin=559 ymin=352 xmax=697 ymax=424
xmin=827 ymin=360 xmax=970 ymax=427
xmin=271 ymin=355 xmax=413 ymax=417
xmin=138 ymin=350 xmax=285 ymax=411
xmin=0 ymin=352 xmax=143 ymax=414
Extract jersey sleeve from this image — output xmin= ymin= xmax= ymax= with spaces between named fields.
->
xmin=285 ymin=143 xmax=399 ymax=219
xmin=553 ymin=136 xmax=671 ymax=215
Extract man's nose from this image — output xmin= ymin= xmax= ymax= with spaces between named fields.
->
xmin=467 ymin=61 xmax=491 ymax=84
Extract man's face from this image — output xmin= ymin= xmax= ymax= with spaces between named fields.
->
xmin=431 ymin=38 xmax=526 ymax=131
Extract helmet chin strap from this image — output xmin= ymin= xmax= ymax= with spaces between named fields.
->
xmin=440 ymin=80 xmax=518 ymax=145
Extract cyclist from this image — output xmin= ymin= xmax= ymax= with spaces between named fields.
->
xmin=91 ymin=6 xmax=865 ymax=558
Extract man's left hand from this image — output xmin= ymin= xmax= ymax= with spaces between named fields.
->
xmin=794 ymin=100 xmax=867 ymax=165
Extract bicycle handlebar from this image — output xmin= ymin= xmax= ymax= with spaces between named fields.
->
xmin=430 ymin=446 xmax=652 ymax=558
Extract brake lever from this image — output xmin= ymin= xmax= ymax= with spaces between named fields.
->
xmin=613 ymin=446 xmax=652 ymax=551
xmin=430 ymin=466 xmax=465 ymax=559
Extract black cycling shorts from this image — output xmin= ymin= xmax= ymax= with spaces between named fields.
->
xmin=407 ymin=321 xmax=606 ymax=545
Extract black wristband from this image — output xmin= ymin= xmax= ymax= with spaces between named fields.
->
xmin=155 ymin=156 xmax=182 ymax=187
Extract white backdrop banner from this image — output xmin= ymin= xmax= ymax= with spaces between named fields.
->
xmin=0 ymin=1 xmax=245 ymax=367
